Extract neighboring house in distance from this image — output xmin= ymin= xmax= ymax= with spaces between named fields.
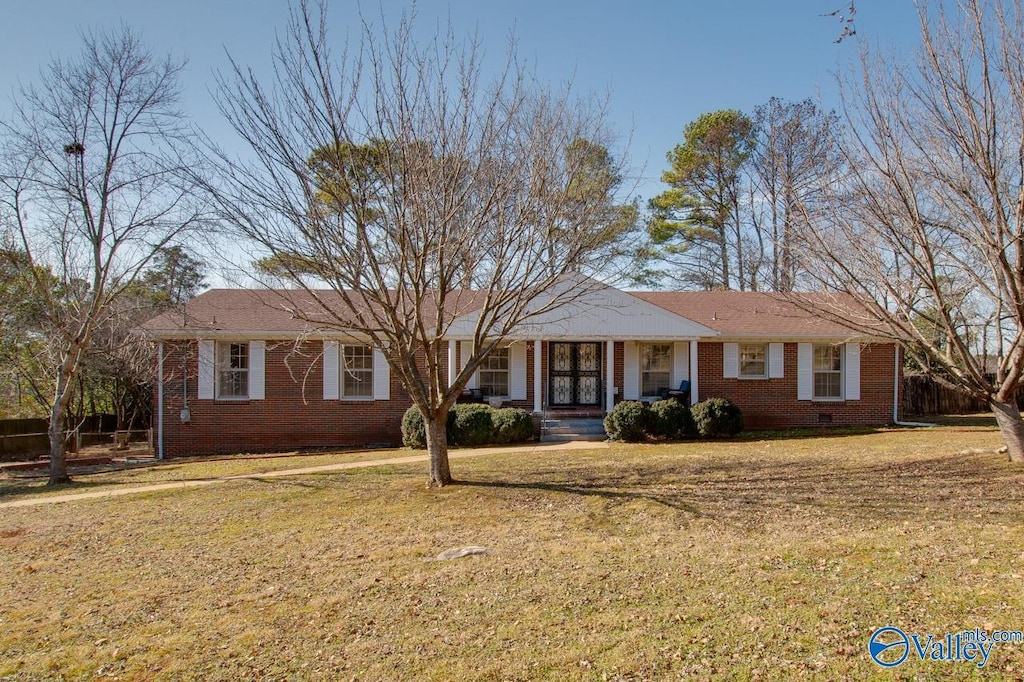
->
xmin=140 ymin=281 xmax=902 ymax=457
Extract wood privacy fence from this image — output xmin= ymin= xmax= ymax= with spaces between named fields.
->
xmin=0 ymin=415 xmax=122 ymax=460
xmin=902 ymin=374 xmax=1024 ymax=416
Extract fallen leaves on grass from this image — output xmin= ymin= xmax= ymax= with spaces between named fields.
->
xmin=1 ymin=426 xmax=1022 ymax=680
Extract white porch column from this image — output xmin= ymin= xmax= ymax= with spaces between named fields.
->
xmin=155 ymin=342 xmax=163 ymax=458
xmin=689 ymin=340 xmax=699 ymax=405
xmin=533 ymin=339 xmax=543 ymax=413
xmin=447 ymin=340 xmax=457 ymax=388
xmin=605 ymin=340 xmax=615 ymax=413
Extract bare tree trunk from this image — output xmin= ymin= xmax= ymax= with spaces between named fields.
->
xmin=990 ymin=399 xmax=1024 ymax=463
xmin=47 ymin=371 xmax=72 ymax=485
xmin=425 ymin=413 xmax=452 ymax=487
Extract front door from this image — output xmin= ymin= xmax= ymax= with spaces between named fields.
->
xmin=549 ymin=342 xmax=602 ymax=407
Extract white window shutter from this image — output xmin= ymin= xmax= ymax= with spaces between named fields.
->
xmin=509 ymin=343 xmax=527 ymax=400
xmin=198 ymin=340 xmax=215 ymax=399
xmin=323 ymin=341 xmax=339 ymax=400
xmin=373 ymin=348 xmax=391 ymax=400
xmin=248 ymin=341 xmax=265 ymax=400
xmin=768 ymin=343 xmax=785 ymax=379
xmin=673 ymin=341 xmax=689 ymax=386
xmin=623 ymin=341 xmax=639 ymax=400
xmin=845 ymin=343 xmax=861 ymax=400
xmin=797 ymin=343 xmax=813 ymax=400
xmin=460 ymin=340 xmax=478 ymax=389
xmin=689 ymin=341 xmax=699 ymax=404
xmin=723 ymin=343 xmax=739 ymax=378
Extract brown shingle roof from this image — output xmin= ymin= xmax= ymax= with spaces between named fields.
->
xmin=140 ymin=288 xmax=488 ymax=337
xmin=141 ymin=287 xmax=874 ymax=340
xmin=631 ymin=291 xmax=868 ymax=338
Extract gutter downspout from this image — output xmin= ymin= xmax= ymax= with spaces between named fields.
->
xmin=892 ymin=344 xmax=935 ymax=427
xmin=157 ymin=341 xmax=165 ymax=460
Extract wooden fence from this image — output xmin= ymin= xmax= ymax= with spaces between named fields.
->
xmin=902 ymin=374 xmax=1024 ymax=416
xmin=0 ymin=415 xmax=121 ymax=460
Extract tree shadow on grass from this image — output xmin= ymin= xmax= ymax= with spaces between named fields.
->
xmin=456 ymin=477 xmax=705 ymax=516
xmin=455 ymin=451 xmax=1024 ymax=527
xmin=736 ymin=426 xmax=885 ymax=442
xmin=0 ymin=477 xmax=140 ymax=499
xmin=241 ymin=476 xmax=342 ymax=491
xmin=905 ymin=414 xmax=997 ymax=428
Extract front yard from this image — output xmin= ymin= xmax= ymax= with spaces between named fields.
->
xmin=2 ymin=423 xmax=1023 ymax=679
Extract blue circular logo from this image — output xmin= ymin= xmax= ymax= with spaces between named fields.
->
xmin=869 ymin=626 xmax=910 ymax=667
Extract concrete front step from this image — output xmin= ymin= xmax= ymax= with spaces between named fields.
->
xmin=540 ymin=417 xmax=606 ymax=442
xmin=544 ymin=432 xmax=606 ymax=444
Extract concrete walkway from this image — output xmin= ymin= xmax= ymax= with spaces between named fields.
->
xmin=0 ymin=441 xmax=608 ymax=510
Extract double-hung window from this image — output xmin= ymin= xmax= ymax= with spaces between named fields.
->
xmin=813 ymin=344 xmax=843 ymax=399
xmin=479 ymin=347 xmax=510 ymax=397
xmin=217 ymin=342 xmax=249 ymax=399
xmin=739 ymin=344 xmax=767 ymax=378
xmin=342 ymin=345 xmax=373 ymax=399
xmin=641 ymin=343 xmax=672 ymax=397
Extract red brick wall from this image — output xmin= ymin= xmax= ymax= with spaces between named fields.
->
xmin=696 ymin=342 xmax=900 ymax=429
xmin=157 ymin=340 xmax=417 ymax=457
xmin=155 ymin=338 xmax=901 ymax=456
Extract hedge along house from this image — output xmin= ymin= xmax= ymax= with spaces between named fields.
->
xmin=141 ymin=281 xmax=903 ymax=457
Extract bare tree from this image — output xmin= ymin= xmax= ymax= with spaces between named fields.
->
xmin=0 ymin=27 xmax=208 ymax=484
xmin=207 ymin=2 xmax=635 ymax=487
xmin=750 ymin=98 xmax=842 ymax=291
xmin=804 ymin=0 xmax=1024 ymax=460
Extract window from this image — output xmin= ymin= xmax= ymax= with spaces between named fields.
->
xmin=739 ymin=344 xmax=767 ymax=378
xmin=479 ymin=347 xmax=509 ymax=397
xmin=813 ymin=344 xmax=843 ymax=399
xmin=641 ymin=343 xmax=672 ymax=397
xmin=217 ymin=342 xmax=249 ymax=399
xmin=342 ymin=345 xmax=373 ymax=398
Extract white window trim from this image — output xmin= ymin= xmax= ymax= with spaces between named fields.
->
xmin=216 ymin=341 xmax=250 ymax=401
xmin=640 ymin=343 xmax=673 ymax=398
xmin=812 ymin=344 xmax=844 ymax=402
xmin=738 ymin=343 xmax=768 ymax=379
xmin=478 ymin=346 xmax=511 ymax=399
xmin=340 ymin=344 xmax=374 ymax=401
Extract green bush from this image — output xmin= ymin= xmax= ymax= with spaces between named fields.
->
xmin=449 ymin=403 xmax=494 ymax=446
xmin=401 ymin=405 xmax=427 ymax=448
xmin=401 ymin=405 xmax=459 ymax=448
xmin=403 ymin=403 xmax=536 ymax=448
xmin=650 ymin=399 xmax=695 ymax=440
xmin=603 ymin=400 xmax=654 ymax=442
xmin=491 ymin=407 xmax=534 ymax=444
xmin=692 ymin=398 xmax=744 ymax=438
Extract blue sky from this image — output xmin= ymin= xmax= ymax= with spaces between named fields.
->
xmin=0 ymin=0 xmax=923 ymax=204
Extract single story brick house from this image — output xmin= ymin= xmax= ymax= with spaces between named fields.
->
xmin=141 ymin=281 xmax=902 ymax=457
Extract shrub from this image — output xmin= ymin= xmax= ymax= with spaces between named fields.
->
xmin=604 ymin=400 xmax=654 ymax=442
xmin=401 ymin=405 xmax=427 ymax=448
xmin=649 ymin=399 xmax=695 ymax=440
xmin=449 ymin=403 xmax=494 ymax=446
xmin=491 ymin=407 xmax=534 ymax=444
xmin=401 ymin=405 xmax=460 ymax=448
xmin=692 ymin=398 xmax=744 ymax=438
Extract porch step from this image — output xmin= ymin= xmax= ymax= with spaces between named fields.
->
xmin=540 ymin=417 xmax=607 ymax=442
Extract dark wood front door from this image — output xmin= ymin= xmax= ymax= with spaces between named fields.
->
xmin=549 ymin=342 xmax=602 ymax=407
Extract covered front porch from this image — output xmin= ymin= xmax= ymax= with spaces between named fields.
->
xmin=444 ymin=278 xmax=719 ymax=415
xmin=446 ymin=338 xmax=703 ymax=415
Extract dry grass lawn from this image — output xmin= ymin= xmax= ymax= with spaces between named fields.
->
xmin=2 ymin=422 xmax=1024 ymax=680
